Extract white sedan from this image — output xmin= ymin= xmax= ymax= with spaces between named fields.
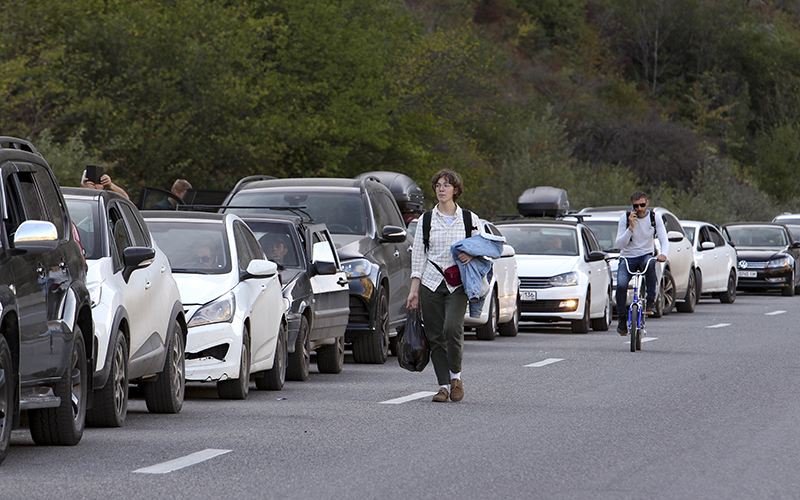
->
xmin=145 ymin=211 xmax=287 ymax=400
xmin=496 ymin=220 xmax=612 ymax=333
xmin=64 ymin=188 xmax=187 ymax=427
xmin=680 ymin=220 xmax=738 ymax=303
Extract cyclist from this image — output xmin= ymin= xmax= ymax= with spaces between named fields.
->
xmin=615 ymin=191 xmax=669 ymax=335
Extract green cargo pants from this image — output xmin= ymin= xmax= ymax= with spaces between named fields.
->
xmin=420 ymin=281 xmax=468 ymax=386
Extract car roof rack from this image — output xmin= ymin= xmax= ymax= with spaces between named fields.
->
xmin=0 ymin=136 xmax=41 ymax=156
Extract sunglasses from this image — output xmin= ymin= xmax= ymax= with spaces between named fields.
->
xmin=632 ymin=202 xmax=647 ymax=209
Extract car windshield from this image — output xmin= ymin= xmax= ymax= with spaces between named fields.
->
xmin=725 ymin=226 xmax=788 ymax=248
xmin=581 ymin=220 xmax=620 ymax=253
xmin=498 ymin=226 xmax=579 ymax=256
xmin=243 ymin=220 xmax=302 ymax=269
xmin=227 ymin=191 xmax=367 ymax=235
xmin=65 ymin=198 xmax=103 ymax=260
xmin=147 ymin=220 xmax=232 ymax=274
xmin=683 ymin=225 xmax=696 ymax=244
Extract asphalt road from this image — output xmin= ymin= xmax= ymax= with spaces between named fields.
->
xmin=4 ymin=293 xmax=800 ymax=499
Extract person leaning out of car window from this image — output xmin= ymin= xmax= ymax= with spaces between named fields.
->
xmin=81 ymin=169 xmax=129 ymax=199
xmin=406 ymin=169 xmax=481 ymax=404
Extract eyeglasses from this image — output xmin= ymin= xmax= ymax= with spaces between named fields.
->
xmin=632 ymin=202 xmax=647 ymax=209
xmin=435 ymin=183 xmax=452 ymax=191
xmin=199 ymin=255 xmax=212 ymax=263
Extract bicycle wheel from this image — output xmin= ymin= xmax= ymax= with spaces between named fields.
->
xmin=630 ymin=303 xmax=638 ymax=352
xmin=636 ymin=327 xmax=642 ymax=350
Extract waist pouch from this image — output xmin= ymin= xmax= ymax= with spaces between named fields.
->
xmin=430 ymin=260 xmax=462 ymax=286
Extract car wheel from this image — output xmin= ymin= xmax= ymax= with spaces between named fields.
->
xmin=29 ymin=329 xmax=87 ymax=446
xmin=352 ymin=287 xmax=389 ymax=364
xmin=720 ymin=269 xmax=737 ymax=304
xmin=571 ymin=294 xmax=590 ymax=334
xmin=256 ymin=322 xmax=287 ymax=390
xmin=0 ymin=336 xmax=14 ymax=464
xmin=677 ymin=269 xmax=698 ymax=313
xmin=782 ymin=271 xmax=795 ymax=296
xmin=498 ymin=293 xmax=520 ymax=337
xmin=286 ymin=316 xmax=310 ymax=382
xmin=317 ymin=336 xmax=345 ymax=374
xmin=144 ymin=318 xmax=185 ymax=413
xmin=218 ymin=327 xmax=250 ymax=400
xmin=87 ymin=330 xmax=129 ymax=427
xmin=475 ymin=290 xmax=498 ymax=341
xmin=660 ymin=269 xmax=676 ymax=315
xmin=591 ymin=290 xmax=612 ymax=331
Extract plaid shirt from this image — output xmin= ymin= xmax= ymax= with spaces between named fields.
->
xmin=411 ymin=205 xmax=481 ymax=293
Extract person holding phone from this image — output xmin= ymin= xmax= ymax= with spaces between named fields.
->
xmin=614 ymin=191 xmax=669 ymax=335
xmin=81 ymin=165 xmax=129 ymax=199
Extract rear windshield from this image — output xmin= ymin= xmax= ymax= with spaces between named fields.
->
xmin=227 ymin=191 xmax=367 ymax=235
xmin=65 ymin=198 xmax=103 ymax=260
xmin=147 ymin=220 xmax=232 ymax=274
xmin=498 ymin=226 xmax=579 ymax=256
xmin=724 ymin=226 xmax=788 ymax=248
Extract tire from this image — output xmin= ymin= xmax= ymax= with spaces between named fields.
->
xmin=782 ymin=271 xmax=795 ymax=296
xmin=660 ymin=269 xmax=676 ymax=315
xmin=0 ymin=336 xmax=14 ymax=464
xmin=29 ymin=330 xmax=87 ymax=446
xmin=217 ymin=327 xmax=250 ymax=400
xmin=630 ymin=304 xmax=638 ymax=352
xmin=87 ymin=331 xmax=128 ymax=427
xmin=677 ymin=269 xmax=698 ymax=313
xmin=144 ymin=319 xmax=185 ymax=413
xmin=352 ymin=287 xmax=389 ymax=364
xmin=475 ymin=291 xmax=498 ymax=341
xmin=498 ymin=294 xmax=520 ymax=337
xmin=651 ymin=276 xmax=664 ymax=319
xmin=591 ymin=290 xmax=612 ymax=331
xmin=571 ymin=294 xmax=590 ymax=334
xmin=636 ymin=326 xmax=642 ymax=351
xmin=317 ymin=336 xmax=345 ymax=374
xmin=256 ymin=322 xmax=286 ymax=391
xmin=720 ymin=269 xmax=736 ymax=304
xmin=286 ymin=316 xmax=310 ymax=382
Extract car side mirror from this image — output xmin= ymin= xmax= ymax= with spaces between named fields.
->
xmin=244 ymin=259 xmax=277 ymax=279
xmin=122 ymin=246 xmax=155 ymax=282
xmin=501 ymin=244 xmax=515 ymax=258
xmin=700 ymin=241 xmax=715 ymax=250
xmin=380 ymin=225 xmax=407 ymax=243
xmin=667 ymin=230 xmax=685 ymax=243
xmin=792 ymin=241 xmax=800 ymax=249
xmin=12 ymin=220 xmax=59 ymax=254
xmin=586 ymin=251 xmax=607 ymax=262
xmin=313 ymin=260 xmax=338 ymax=275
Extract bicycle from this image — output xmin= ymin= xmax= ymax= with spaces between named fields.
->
xmin=620 ymin=256 xmax=656 ymax=352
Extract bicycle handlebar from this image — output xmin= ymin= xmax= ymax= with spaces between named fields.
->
xmin=620 ymin=256 xmax=656 ymax=275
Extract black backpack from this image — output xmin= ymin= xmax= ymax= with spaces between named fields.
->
xmin=626 ymin=209 xmax=658 ymax=238
xmin=421 ymin=209 xmax=477 ymax=253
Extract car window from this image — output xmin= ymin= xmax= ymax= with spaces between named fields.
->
xmin=498 ymin=225 xmax=579 ymax=256
xmin=108 ymin=206 xmax=131 ymax=270
xmin=709 ymin=226 xmax=726 ymax=247
xmin=245 ymin=220 xmax=302 ymax=268
xmin=784 ymin=225 xmax=800 ymax=243
xmin=662 ymin=213 xmax=684 ymax=235
xmin=13 ymin=171 xmax=47 ymax=223
xmin=582 ymin=220 xmax=619 ymax=253
xmin=3 ymin=174 xmax=26 ymax=242
xmin=64 ymin=197 xmax=102 ymax=260
xmin=378 ymin=191 xmax=404 ymax=228
xmin=147 ymin=219 xmax=232 ymax=274
xmin=120 ymin=202 xmax=150 ymax=247
xmin=227 ymin=191 xmax=367 ymax=235
xmin=233 ymin=221 xmax=254 ymax=271
xmin=684 ymin=226 xmax=696 ymax=244
xmin=370 ymin=192 xmax=387 ymax=233
xmin=699 ymin=226 xmax=711 ymax=246
xmin=724 ymin=226 xmax=788 ymax=248
xmin=583 ymin=227 xmax=601 ymax=253
xmin=32 ymin=166 xmax=68 ymax=239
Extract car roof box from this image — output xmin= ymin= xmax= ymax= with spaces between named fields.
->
xmin=517 ymin=186 xmax=569 ymax=217
xmin=354 ymin=171 xmax=424 ymax=214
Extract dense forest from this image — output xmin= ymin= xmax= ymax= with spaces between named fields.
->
xmin=3 ymin=0 xmax=800 ymax=223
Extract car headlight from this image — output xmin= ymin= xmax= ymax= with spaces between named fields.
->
xmin=341 ymin=258 xmax=373 ymax=278
xmin=549 ymin=272 xmax=579 ymax=287
xmin=87 ymin=281 xmax=103 ymax=308
xmin=767 ymin=256 xmax=792 ymax=268
xmin=188 ymin=292 xmax=235 ymax=327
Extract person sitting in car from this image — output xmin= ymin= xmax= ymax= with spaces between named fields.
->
xmin=260 ymin=233 xmax=290 ymax=267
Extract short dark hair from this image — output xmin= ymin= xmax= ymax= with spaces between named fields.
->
xmin=431 ymin=169 xmax=464 ymax=201
xmin=631 ymin=191 xmax=648 ymax=202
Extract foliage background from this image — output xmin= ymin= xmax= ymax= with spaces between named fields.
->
xmin=3 ymin=0 xmax=800 ymax=224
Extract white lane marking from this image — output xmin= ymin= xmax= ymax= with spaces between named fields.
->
xmin=380 ymin=391 xmax=437 ymax=404
xmin=707 ymin=323 xmax=731 ymax=328
xmin=623 ymin=337 xmax=658 ymax=343
xmin=134 ymin=449 xmax=232 ymax=474
xmin=765 ymin=310 xmax=786 ymax=316
xmin=525 ymin=358 xmax=564 ymax=368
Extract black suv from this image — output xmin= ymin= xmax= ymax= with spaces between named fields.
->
xmin=223 ymin=177 xmax=411 ymax=364
xmin=0 ymin=137 xmax=94 ymax=464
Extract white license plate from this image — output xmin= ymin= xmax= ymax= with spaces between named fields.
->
xmin=738 ymin=270 xmax=757 ymax=278
xmin=521 ymin=290 xmax=537 ymax=301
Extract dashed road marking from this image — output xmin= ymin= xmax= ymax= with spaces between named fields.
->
xmin=380 ymin=391 xmax=438 ymax=404
xmin=707 ymin=323 xmax=731 ymax=328
xmin=134 ymin=449 xmax=232 ymax=474
xmin=525 ymin=358 xmax=564 ymax=368
xmin=765 ymin=310 xmax=786 ymax=316
xmin=623 ymin=337 xmax=658 ymax=343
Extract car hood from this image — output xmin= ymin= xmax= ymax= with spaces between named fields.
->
xmin=333 ymin=234 xmax=374 ymax=261
xmin=515 ymin=255 xmax=578 ymax=276
xmin=735 ymin=248 xmax=788 ymax=262
xmin=173 ymin=273 xmax=237 ymax=305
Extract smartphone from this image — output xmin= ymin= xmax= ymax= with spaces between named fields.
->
xmin=86 ymin=165 xmax=104 ymax=184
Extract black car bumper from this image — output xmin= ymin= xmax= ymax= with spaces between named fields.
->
xmin=736 ymin=267 xmax=793 ymax=290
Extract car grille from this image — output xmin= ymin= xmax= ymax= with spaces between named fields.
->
xmin=520 ymin=300 xmax=574 ymax=313
xmin=519 ymin=277 xmax=551 ymax=289
xmin=738 ymin=260 xmax=766 ymax=269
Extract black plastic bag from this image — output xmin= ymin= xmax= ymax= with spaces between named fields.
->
xmin=397 ymin=308 xmax=429 ymax=372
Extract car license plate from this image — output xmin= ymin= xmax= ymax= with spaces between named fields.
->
xmin=738 ymin=270 xmax=757 ymax=278
xmin=521 ymin=290 xmax=537 ymax=301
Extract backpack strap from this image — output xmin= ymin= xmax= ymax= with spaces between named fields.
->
xmin=422 ymin=208 xmax=477 ymax=253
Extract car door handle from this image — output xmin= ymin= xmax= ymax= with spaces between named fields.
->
xmin=261 ymin=284 xmax=267 ymax=293
xmin=407 ymin=247 xmax=413 ymax=253
xmin=394 ymin=250 xmax=400 ymax=258
xmin=161 ymin=265 xmax=166 ymax=273
xmin=337 ymin=278 xmax=348 ymax=287
xmin=145 ymin=280 xmax=152 ymax=290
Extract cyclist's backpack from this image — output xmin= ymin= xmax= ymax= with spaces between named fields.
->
xmin=421 ymin=209 xmax=477 ymax=253
xmin=626 ymin=209 xmax=657 ymax=238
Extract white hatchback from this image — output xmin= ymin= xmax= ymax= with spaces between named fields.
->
xmin=145 ymin=211 xmax=287 ymax=400
xmin=680 ymin=220 xmax=738 ymax=303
